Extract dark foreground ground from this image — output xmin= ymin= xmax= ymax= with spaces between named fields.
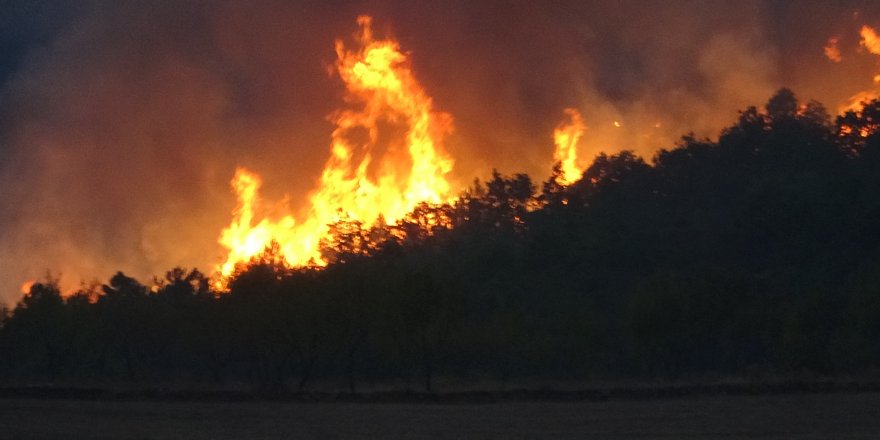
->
xmin=1 ymin=392 xmax=879 ymax=439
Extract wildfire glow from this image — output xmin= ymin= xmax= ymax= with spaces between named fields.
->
xmin=861 ymin=25 xmax=880 ymax=55
xmin=838 ymin=25 xmax=880 ymax=114
xmin=552 ymin=108 xmax=586 ymax=186
xmin=824 ymin=37 xmax=843 ymax=63
xmin=218 ymin=169 xmax=297 ymax=276
xmin=842 ymin=90 xmax=880 ymax=114
xmin=216 ymin=15 xmax=454 ymax=281
xmin=20 ymin=280 xmax=35 ymax=294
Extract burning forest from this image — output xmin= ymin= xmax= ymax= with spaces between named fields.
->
xmin=3 ymin=0 xmax=880 ymax=399
xmin=217 ymin=16 xmax=455 ymax=281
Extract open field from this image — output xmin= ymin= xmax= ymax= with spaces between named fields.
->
xmin=1 ymin=392 xmax=879 ymax=439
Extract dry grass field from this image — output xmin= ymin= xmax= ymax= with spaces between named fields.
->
xmin=1 ymin=391 xmax=879 ymax=439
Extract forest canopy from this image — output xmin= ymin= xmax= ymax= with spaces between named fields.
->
xmin=2 ymin=89 xmax=880 ymax=392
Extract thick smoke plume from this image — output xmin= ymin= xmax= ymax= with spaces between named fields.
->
xmin=0 ymin=0 xmax=878 ymax=304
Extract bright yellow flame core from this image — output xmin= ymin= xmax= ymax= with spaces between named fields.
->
xmin=216 ymin=15 xmax=454 ymax=280
xmin=552 ymin=108 xmax=586 ymax=185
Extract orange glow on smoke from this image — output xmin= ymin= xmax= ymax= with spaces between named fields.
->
xmin=860 ymin=25 xmax=880 ymax=55
xmin=216 ymin=16 xmax=454 ymax=282
xmin=837 ymin=25 xmax=880 ymax=114
xmin=824 ymin=37 xmax=843 ymax=63
xmin=842 ymin=90 xmax=880 ymax=114
xmin=552 ymin=108 xmax=586 ymax=186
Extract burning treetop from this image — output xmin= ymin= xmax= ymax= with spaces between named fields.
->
xmin=216 ymin=16 xmax=455 ymax=281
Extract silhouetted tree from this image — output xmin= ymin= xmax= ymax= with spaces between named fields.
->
xmin=540 ymin=162 xmax=568 ymax=208
xmin=95 ymin=272 xmax=150 ymax=380
xmin=155 ymin=267 xmax=210 ymax=299
xmin=766 ymin=87 xmax=798 ymax=121
xmin=7 ymin=276 xmax=73 ymax=380
xmin=227 ymin=242 xmax=290 ymax=297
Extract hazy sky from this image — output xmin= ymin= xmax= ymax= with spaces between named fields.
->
xmin=1 ymin=0 xmax=878 ymax=304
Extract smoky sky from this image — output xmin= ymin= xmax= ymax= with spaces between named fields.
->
xmin=0 ymin=0 xmax=878 ymax=304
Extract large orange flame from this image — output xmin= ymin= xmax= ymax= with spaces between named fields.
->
xmin=552 ymin=108 xmax=586 ymax=185
xmin=216 ymin=16 xmax=454 ymax=281
xmin=217 ymin=169 xmax=297 ymax=277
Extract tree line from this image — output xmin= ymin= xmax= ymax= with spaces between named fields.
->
xmin=2 ymin=89 xmax=880 ymax=392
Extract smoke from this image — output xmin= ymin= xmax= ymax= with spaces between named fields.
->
xmin=0 ymin=0 xmax=877 ymax=304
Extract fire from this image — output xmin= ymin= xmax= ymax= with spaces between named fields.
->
xmin=552 ymin=108 xmax=586 ymax=185
xmin=839 ymin=25 xmax=880 ymax=113
xmin=824 ymin=37 xmax=843 ymax=63
xmin=825 ymin=25 xmax=880 ymax=113
xmin=842 ymin=90 xmax=880 ymax=114
xmin=216 ymin=16 xmax=454 ymax=282
xmin=20 ymin=280 xmax=35 ymax=294
xmin=861 ymin=25 xmax=880 ymax=55
xmin=217 ymin=169 xmax=297 ymax=277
